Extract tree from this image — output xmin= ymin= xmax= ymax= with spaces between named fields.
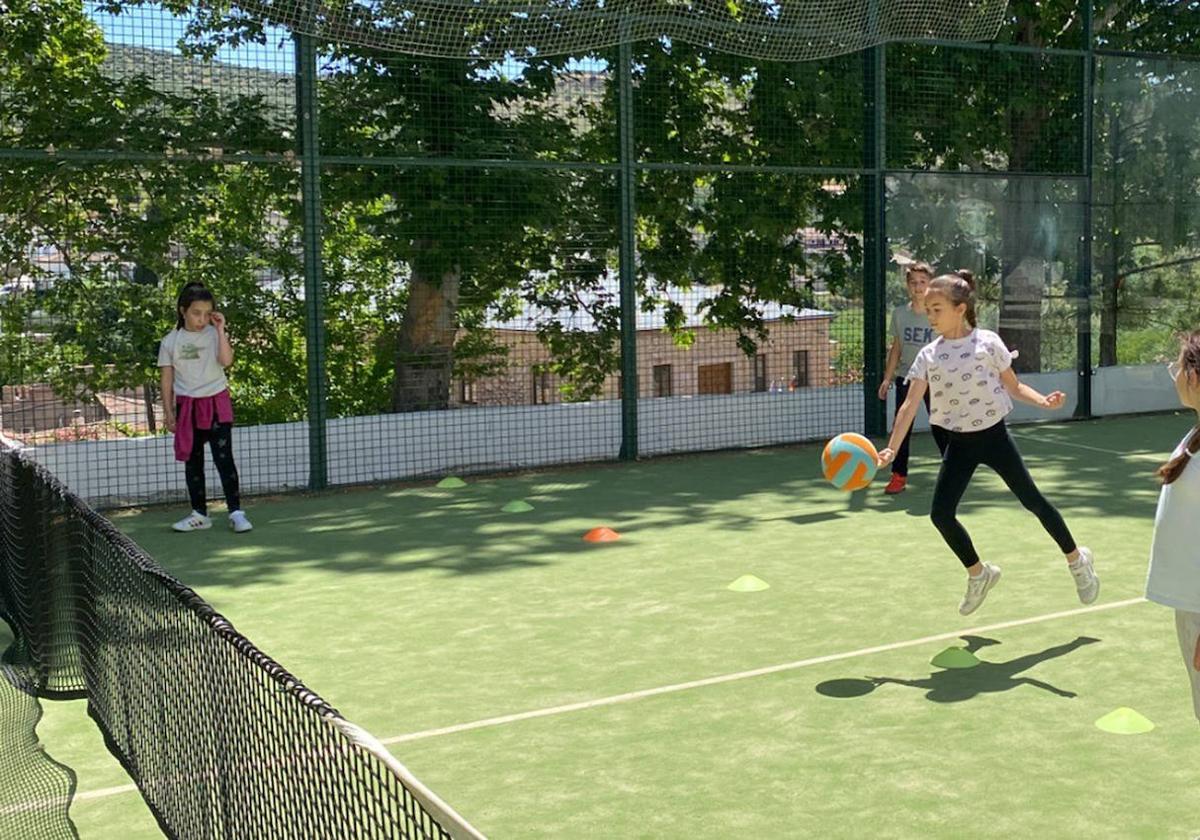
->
xmin=887 ymin=0 xmax=1200 ymax=371
xmin=10 ymin=0 xmax=1200 ymax=429
xmin=1092 ymin=14 xmax=1200 ymax=365
xmin=315 ymin=51 xmax=582 ymax=411
xmin=0 ymin=0 xmax=305 ymax=427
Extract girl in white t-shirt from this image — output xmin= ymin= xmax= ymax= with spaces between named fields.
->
xmin=1146 ymin=332 xmax=1200 ymax=723
xmin=158 ymin=282 xmax=252 ymax=534
xmin=877 ymin=271 xmax=1098 ymax=616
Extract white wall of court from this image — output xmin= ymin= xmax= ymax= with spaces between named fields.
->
xmin=17 ymin=366 xmax=1172 ymax=507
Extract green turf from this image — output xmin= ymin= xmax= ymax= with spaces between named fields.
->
xmin=36 ymin=698 xmax=162 ymax=839
xmin=33 ymin=413 xmax=1200 ymax=837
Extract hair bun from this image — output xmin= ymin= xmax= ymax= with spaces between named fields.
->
xmin=955 ymin=269 xmax=976 ymax=290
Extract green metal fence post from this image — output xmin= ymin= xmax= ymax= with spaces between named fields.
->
xmin=1076 ymin=3 xmax=1095 ymax=418
xmin=862 ymin=39 xmax=887 ymax=438
xmin=617 ymin=24 xmax=639 ymax=460
xmin=296 ymin=33 xmax=328 ymax=489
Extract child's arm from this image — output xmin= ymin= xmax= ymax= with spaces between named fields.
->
xmin=877 ymin=339 xmax=902 ymax=400
xmin=877 ymin=378 xmax=928 ymax=465
xmin=160 ymin=367 xmax=176 ymax=432
xmin=211 ymin=311 xmax=234 ymax=367
xmin=1194 ymin=636 xmax=1200 ymax=671
xmin=999 ymin=368 xmax=1065 ymax=410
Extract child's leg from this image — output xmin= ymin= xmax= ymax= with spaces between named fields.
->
xmin=930 ymin=439 xmax=982 ymax=568
xmin=206 ymin=422 xmax=242 ymax=513
xmin=1174 ymin=610 xmax=1200 ymax=724
xmin=184 ymin=427 xmax=209 ymax=516
xmin=984 ymin=425 xmax=1076 ymax=555
xmin=892 ymin=377 xmax=915 ymax=476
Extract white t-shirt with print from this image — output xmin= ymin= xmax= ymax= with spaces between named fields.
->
xmin=1146 ymin=431 xmax=1200 ymax=613
xmin=906 ymin=328 xmax=1014 ymax=432
xmin=157 ymin=326 xmax=229 ymax=398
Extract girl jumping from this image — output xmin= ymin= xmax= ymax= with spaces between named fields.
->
xmin=877 ymin=270 xmax=1097 ymax=615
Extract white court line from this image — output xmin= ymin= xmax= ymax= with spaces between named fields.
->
xmin=381 ymin=596 xmax=1146 ymax=746
xmin=1009 ymin=432 xmax=1130 ymax=458
xmin=74 ymin=783 xmax=138 ymax=801
xmin=72 ymin=595 xmax=1146 ymax=803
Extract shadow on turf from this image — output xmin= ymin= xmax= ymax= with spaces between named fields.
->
xmin=814 ymin=634 xmax=1101 ymax=703
xmin=114 ymin=415 xmax=1180 ymax=589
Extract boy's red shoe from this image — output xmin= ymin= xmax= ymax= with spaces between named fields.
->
xmin=883 ymin=474 xmax=907 ymax=495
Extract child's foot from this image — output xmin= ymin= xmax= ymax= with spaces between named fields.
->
xmin=1068 ymin=547 xmax=1099 ymax=605
xmin=229 ymin=510 xmax=254 ymax=534
xmin=884 ymin=474 xmax=907 ymax=495
xmin=172 ymin=511 xmax=212 ymax=532
xmin=959 ymin=563 xmax=1001 ymax=616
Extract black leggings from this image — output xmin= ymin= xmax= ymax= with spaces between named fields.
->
xmin=182 ymin=416 xmax=241 ymax=516
xmin=931 ymin=420 xmax=1075 ymax=568
xmin=892 ymin=377 xmax=948 ymax=476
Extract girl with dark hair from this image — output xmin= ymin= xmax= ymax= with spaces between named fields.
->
xmin=1146 ymin=331 xmax=1200 ymax=723
xmin=876 ymin=270 xmax=1097 ymax=615
xmin=158 ymin=282 xmax=252 ymax=533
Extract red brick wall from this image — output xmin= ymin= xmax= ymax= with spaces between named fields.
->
xmin=455 ymin=317 xmax=833 ymax=406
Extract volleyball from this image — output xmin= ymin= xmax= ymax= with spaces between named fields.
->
xmin=821 ymin=433 xmax=879 ymax=491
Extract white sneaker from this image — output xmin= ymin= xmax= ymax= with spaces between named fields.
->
xmin=959 ymin=563 xmax=1001 ymax=616
xmin=229 ymin=511 xmax=253 ymax=533
xmin=172 ymin=511 xmax=212 ymax=532
xmin=1068 ymin=547 xmax=1099 ymax=605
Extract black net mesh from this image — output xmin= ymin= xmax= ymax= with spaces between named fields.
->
xmin=3 ymin=2 xmax=1200 ymax=504
xmin=0 ymin=438 xmax=483 ymax=839
xmin=0 ymin=624 xmax=78 ymax=840
xmin=1092 ymin=52 xmax=1200 ymax=369
xmin=222 ymin=0 xmax=1008 ymax=61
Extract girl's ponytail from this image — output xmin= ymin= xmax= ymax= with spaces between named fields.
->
xmin=1157 ymin=331 xmax=1200 ymax=484
xmin=955 ymin=270 xmax=977 ymax=327
xmin=1157 ymin=426 xmax=1200 ymax=485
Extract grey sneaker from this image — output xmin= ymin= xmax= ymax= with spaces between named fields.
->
xmin=173 ymin=511 xmax=212 ymax=532
xmin=229 ymin=510 xmax=254 ymax=534
xmin=1069 ymin=547 xmax=1099 ymax=605
xmin=959 ymin=563 xmax=1001 ymax=616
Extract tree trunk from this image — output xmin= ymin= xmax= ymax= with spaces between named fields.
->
xmin=999 ymin=177 xmax=1045 ymax=373
xmin=998 ymin=17 xmax=1049 ymax=373
xmin=1099 ymin=109 xmax=1122 ymax=367
xmin=391 ymin=267 xmax=460 ymax=412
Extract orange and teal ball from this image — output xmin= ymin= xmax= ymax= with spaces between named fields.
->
xmin=821 ymin=433 xmax=879 ymax=491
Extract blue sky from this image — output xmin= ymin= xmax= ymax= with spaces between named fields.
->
xmin=85 ymin=1 xmax=609 ymax=77
xmin=86 ymin=2 xmax=297 ymax=71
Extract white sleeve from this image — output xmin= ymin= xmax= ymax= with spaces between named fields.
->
xmin=989 ymin=332 xmax=1013 ymax=372
xmin=905 ymin=346 xmax=929 ymax=383
xmin=157 ymin=332 xmax=174 ymax=368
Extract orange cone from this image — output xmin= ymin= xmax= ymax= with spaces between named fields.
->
xmin=583 ymin=527 xmax=620 ymax=543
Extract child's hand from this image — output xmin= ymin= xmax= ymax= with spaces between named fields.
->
xmin=164 ymin=413 xmax=175 ymax=433
xmin=876 ymin=380 xmax=891 ymax=401
xmin=210 ymin=311 xmax=226 ymax=331
xmin=877 ymin=447 xmax=895 ymax=467
xmin=1042 ymin=391 xmax=1066 ymax=410
xmin=1194 ymin=634 xmax=1200 ymax=672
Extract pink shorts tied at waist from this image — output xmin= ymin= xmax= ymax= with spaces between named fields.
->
xmin=174 ymin=390 xmax=234 ymax=462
